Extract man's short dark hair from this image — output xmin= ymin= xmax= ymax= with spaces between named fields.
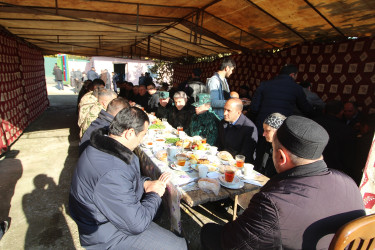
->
xmin=325 ymin=100 xmax=344 ymax=115
xmin=106 ymin=97 xmax=130 ymax=115
xmin=300 ymin=81 xmax=311 ymax=88
xmin=279 ymin=64 xmax=298 ymax=75
xmin=126 ymin=82 xmax=134 ymax=87
xmin=146 ymin=82 xmax=156 ymax=88
xmin=219 ymin=58 xmax=236 ymax=70
xmin=193 ymin=68 xmax=202 ymax=77
xmin=109 ymin=107 xmax=149 ymax=136
xmin=92 ymin=78 xmax=105 ymax=88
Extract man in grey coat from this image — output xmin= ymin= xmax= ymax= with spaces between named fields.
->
xmin=70 ymin=107 xmax=187 ymax=249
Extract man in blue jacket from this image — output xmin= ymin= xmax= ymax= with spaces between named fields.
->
xmin=250 ymin=64 xmax=313 ymax=133
xmin=207 ymin=58 xmax=236 ymax=119
xmin=69 ymin=107 xmax=187 ymax=249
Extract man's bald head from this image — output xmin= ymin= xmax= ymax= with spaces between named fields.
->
xmin=227 ymin=98 xmax=243 ymax=111
xmin=223 ymin=98 xmax=243 ymax=123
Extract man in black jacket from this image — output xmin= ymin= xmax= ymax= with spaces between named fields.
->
xmin=201 ymin=116 xmax=365 ymax=249
xmin=217 ymin=98 xmax=258 ymax=163
xmin=168 ymin=91 xmax=195 ymax=131
xmin=250 ymin=64 xmax=313 ymax=133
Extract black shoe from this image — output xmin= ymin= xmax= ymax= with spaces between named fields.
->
xmin=1 ymin=221 xmax=9 ymax=234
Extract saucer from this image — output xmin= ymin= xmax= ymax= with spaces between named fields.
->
xmin=218 ymin=175 xmax=244 ymax=189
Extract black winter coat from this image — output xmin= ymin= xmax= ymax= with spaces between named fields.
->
xmin=221 ymin=161 xmax=365 ymax=249
xmin=250 ymin=74 xmax=313 ymax=133
xmin=167 ymin=104 xmax=195 ymax=131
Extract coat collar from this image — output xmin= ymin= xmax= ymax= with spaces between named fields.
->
xmin=272 ymin=160 xmax=329 ymax=181
xmin=98 ymin=110 xmax=114 ymax=123
xmin=223 ymin=114 xmax=246 ymax=129
xmin=90 ymin=128 xmax=133 ymax=164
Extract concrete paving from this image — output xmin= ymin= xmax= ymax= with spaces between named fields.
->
xmin=0 ymin=81 xmax=233 ymax=250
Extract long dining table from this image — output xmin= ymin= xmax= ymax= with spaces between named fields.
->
xmin=134 ymin=118 xmax=269 ymax=234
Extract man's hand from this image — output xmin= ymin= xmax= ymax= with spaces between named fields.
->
xmin=144 ymin=172 xmax=171 ymax=197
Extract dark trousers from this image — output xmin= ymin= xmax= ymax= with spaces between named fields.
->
xmin=201 ymin=223 xmax=224 ymax=250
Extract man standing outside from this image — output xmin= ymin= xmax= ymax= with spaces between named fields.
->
xmin=70 ymin=107 xmax=187 ymax=249
xmin=53 ymin=65 xmax=64 ymax=90
xmin=207 ymin=58 xmax=236 ymax=119
xmin=201 ymin=116 xmax=365 ymax=249
xmin=250 ymin=64 xmax=313 ymax=133
xmin=217 ymin=98 xmax=258 ymax=163
xmin=87 ymin=67 xmax=99 ymax=81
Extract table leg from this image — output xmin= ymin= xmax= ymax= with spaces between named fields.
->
xmin=233 ymin=195 xmax=238 ymax=221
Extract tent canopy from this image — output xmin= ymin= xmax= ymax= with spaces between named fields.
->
xmin=0 ymin=0 xmax=374 ymax=60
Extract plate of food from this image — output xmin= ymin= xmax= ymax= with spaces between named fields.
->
xmin=175 ymin=139 xmax=192 ymax=149
xmin=217 ymin=151 xmax=234 ymax=161
xmin=155 ymin=149 xmax=167 ymax=162
xmin=191 ymin=163 xmax=218 ymax=172
xmin=218 ymin=175 xmax=244 ymax=189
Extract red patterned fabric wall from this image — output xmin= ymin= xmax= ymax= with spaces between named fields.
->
xmin=0 ymin=29 xmax=48 ymax=155
xmin=173 ymin=37 xmax=374 ymax=115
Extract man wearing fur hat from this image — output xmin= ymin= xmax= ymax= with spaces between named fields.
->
xmin=187 ymin=93 xmax=220 ymax=145
xmin=201 ymin=115 xmax=365 ymax=249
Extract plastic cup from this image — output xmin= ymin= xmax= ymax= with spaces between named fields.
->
xmin=198 ymin=165 xmax=208 ymax=178
xmin=243 ymin=163 xmax=254 ymax=176
xmin=235 ymin=155 xmax=245 ymax=168
xmin=209 ymin=146 xmax=218 ymax=156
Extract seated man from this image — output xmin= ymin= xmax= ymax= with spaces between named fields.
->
xmin=79 ymin=97 xmax=130 ymax=155
xmin=187 ymin=93 xmax=220 ymax=145
xmin=217 ymin=98 xmax=258 ymax=163
xmin=168 ymin=91 xmax=195 ymax=131
xmin=201 ymin=116 xmax=365 ymax=249
xmin=80 ymin=89 xmax=117 ymax=137
xmin=146 ymin=82 xmax=159 ymax=113
xmin=155 ymin=91 xmax=172 ymax=119
xmin=135 ymin=85 xmax=149 ymax=109
xmin=78 ymin=79 xmax=105 ymax=128
xmin=255 ymin=113 xmax=286 ymax=177
xmin=70 ymin=107 xmax=187 ymax=249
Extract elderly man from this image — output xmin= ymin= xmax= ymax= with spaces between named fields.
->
xmin=255 ymin=113 xmax=286 ymax=177
xmin=207 ymin=58 xmax=236 ymax=119
xmin=80 ymin=89 xmax=117 ymax=137
xmin=187 ymin=93 xmax=220 ymax=145
xmin=156 ymin=91 xmax=172 ymax=119
xmin=250 ymin=64 xmax=313 ymax=133
xmin=79 ymin=97 xmax=130 ymax=155
xmin=70 ymin=107 xmax=187 ymax=249
xmin=217 ymin=98 xmax=258 ymax=163
xmin=168 ymin=91 xmax=195 ymax=131
xmin=201 ymin=116 xmax=365 ymax=249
